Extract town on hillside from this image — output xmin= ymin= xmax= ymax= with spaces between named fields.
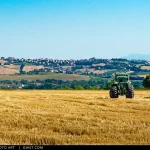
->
xmin=0 ymin=56 xmax=150 ymax=89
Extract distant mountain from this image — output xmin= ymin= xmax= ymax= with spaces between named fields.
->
xmin=122 ymin=53 xmax=150 ymax=61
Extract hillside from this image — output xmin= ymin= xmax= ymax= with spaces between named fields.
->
xmin=0 ymin=57 xmax=150 ymax=83
xmin=0 ymin=90 xmax=150 ymax=144
xmin=0 ymin=73 xmax=90 ymax=81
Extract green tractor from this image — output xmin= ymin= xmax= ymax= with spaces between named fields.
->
xmin=109 ymin=72 xmax=134 ymax=98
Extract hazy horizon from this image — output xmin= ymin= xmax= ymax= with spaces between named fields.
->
xmin=1 ymin=53 xmax=150 ymax=61
xmin=0 ymin=0 xmax=150 ymax=59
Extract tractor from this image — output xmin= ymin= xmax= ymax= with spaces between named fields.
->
xmin=109 ymin=72 xmax=134 ymax=98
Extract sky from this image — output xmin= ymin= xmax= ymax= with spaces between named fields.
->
xmin=0 ymin=0 xmax=150 ymax=60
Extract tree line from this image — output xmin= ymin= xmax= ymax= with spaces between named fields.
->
xmin=0 ymin=75 xmax=149 ymax=90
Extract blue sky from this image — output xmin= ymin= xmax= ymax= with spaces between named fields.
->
xmin=0 ymin=0 xmax=150 ymax=59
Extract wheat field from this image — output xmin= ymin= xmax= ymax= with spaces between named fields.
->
xmin=0 ymin=90 xmax=150 ymax=145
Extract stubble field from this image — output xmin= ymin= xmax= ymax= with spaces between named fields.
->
xmin=0 ymin=90 xmax=150 ymax=145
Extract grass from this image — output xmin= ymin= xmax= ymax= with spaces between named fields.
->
xmin=0 ymin=73 xmax=90 ymax=81
xmin=0 ymin=90 xmax=150 ymax=145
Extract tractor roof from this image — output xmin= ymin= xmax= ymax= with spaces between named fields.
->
xmin=115 ymin=72 xmax=128 ymax=76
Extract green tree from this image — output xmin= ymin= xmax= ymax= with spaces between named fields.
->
xmin=20 ymin=63 xmax=25 ymax=74
xmin=143 ymin=75 xmax=150 ymax=88
xmin=105 ymin=82 xmax=112 ymax=90
xmin=75 ymin=85 xmax=84 ymax=90
xmin=20 ymin=80 xmax=28 ymax=85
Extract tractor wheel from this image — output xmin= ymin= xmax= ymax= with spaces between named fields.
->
xmin=126 ymin=84 xmax=134 ymax=99
xmin=110 ymin=86 xmax=118 ymax=98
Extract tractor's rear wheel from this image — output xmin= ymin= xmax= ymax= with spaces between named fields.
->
xmin=110 ymin=86 xmax=118 ymax=98
xmin=126 ymin=84 xmax=134 ymax=99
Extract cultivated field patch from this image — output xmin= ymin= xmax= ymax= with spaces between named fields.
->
xmin=0 ymin=66 xmax=19 ymax=75
xmin=0 ymin=73 xmax=90 ymax=81
xmin=23 ymin=65 xmax=45 ymax=72
xmin=141 ymin=66 xmax=150 ymax=70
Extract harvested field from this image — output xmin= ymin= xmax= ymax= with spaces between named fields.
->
xmin=5 ymin=64 xmax=20 ymax=70
xmin=0 ymin=90 xmax=150 ymax=145
xmin=23 ymin=65 xmax=45 ymax=72
xmin=0 ymin=66 xmax=19 ymax=74
xmin=141 ymin=66 xmax=150 ymax=70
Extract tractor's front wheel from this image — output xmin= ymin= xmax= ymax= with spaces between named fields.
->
xmin=110 ymin=86 xmax=118 ymax=98
xmin=126 ymin=84 xmax=134 ymax=99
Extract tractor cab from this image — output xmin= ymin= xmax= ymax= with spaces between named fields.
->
xmin=117 ymin=76 xmax=128 ymax=83
xmin=114 ymin=73 xmax=129 ymax=83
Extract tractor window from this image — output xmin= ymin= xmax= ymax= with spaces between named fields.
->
xmin=117 ymin=77 xmax=128 ymax=82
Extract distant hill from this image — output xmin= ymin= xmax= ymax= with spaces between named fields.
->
xmin=122 ymin=53 xmax=150 ymax=61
